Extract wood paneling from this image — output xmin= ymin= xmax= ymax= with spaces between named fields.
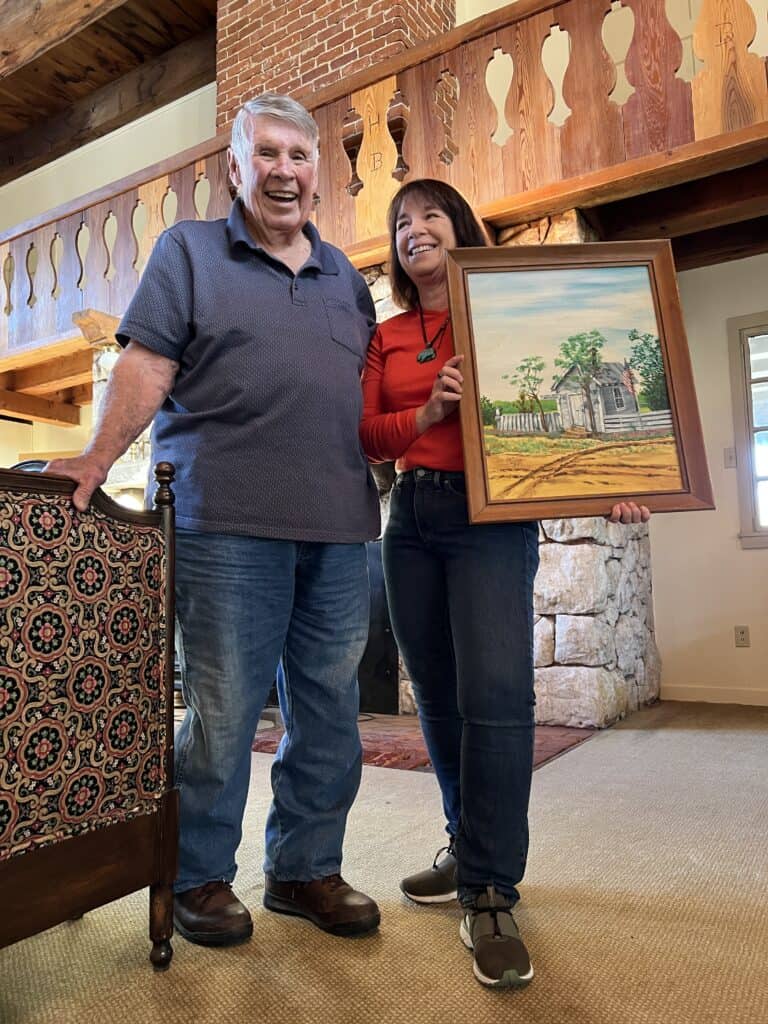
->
xmin=691 ymin=0 xmax=768 ymax=137
xmin=620 ymin=0 xmax=695 ymax=157
xmin=557 ymin=0 xmax=624 ymax=176
xmin=499 ymin=11 xmax=562 ymax=192
xmin=350 ymin=78 xmax=401 ymax=242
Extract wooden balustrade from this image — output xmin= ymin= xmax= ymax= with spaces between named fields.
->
xmin=1 ymin=0 xmax=767 ymax=363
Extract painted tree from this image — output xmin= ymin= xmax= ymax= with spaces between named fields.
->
xmin=479 ymin=394 xmax=496 ymax=426
xmin=553 ymin=330 xmax=606 ymax=432
xmin=502 ymin=355 xmax=549 ymax=431
xmin=628 ymin=329 xmax=669 ymax=410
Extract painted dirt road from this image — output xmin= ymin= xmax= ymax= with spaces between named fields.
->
xmin=486 ymin=435 xmax=683 ymax=501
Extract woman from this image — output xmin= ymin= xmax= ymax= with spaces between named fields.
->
xmin=360 ymin=179 xmax=649 ymax=989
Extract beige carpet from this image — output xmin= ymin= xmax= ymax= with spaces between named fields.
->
xmin=2 ymin=701 xmax=767 ymax=1024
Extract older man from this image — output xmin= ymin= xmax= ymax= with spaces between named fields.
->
xmin=46 ymin=93 xmax=381 ymax=946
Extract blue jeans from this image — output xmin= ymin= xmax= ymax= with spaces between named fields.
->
xmin=173 ymin=530 xmax=369 ymax=892
xmin=383 ymin=470 xmax=539 ymax=906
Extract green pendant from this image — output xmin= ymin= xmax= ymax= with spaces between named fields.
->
xmin=417 ymin=347 xmax=437 ymax=364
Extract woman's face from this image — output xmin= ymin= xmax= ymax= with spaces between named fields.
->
xmin=394 ymin=194 xmax=458 ymax=292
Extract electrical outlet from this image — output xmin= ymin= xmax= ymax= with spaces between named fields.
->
xmin=734 ymin=625 xmax=750 ymax=648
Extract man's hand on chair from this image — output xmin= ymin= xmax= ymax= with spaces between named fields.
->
xmin=44 ymin=455 xmax=110 ymax=512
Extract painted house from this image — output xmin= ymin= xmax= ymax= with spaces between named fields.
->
xmin=552 ymin=361 xmax=639 ymax=433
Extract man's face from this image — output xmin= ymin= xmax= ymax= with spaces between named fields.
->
xmin=228 ymin=115 xmax=318 ymax=242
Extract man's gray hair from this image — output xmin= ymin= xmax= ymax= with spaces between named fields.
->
xmin=230 ymin=93 xmax=319 ymax=167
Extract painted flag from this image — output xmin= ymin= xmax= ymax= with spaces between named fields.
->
xmin=621 ymin=360 xmax=636 ymax=396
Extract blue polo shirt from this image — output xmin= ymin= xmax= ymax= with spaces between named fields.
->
xmin=117 ymin=200 xmax=380 ymax=543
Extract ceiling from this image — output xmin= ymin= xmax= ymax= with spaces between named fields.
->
xmin=0 ymin=0 xmax=216 ymax=187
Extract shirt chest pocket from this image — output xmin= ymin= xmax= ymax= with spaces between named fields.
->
xmin=323 ymin=298 xmax=367 ymax=368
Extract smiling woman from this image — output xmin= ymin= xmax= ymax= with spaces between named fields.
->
xmin=359 ymin=177 xmax=651 ymax=991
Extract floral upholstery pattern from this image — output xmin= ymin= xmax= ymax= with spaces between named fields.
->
xmin=0 ymin=489 xmax=168 ymax=862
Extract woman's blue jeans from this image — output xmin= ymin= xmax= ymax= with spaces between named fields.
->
xmin=173 ymin=530 xmax=369 ymax=892
xmin=383 ymin=470 xmax=539 ymax=906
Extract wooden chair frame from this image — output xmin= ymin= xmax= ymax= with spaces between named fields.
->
xmin=0 ymin=463 xmax=178 ymax=968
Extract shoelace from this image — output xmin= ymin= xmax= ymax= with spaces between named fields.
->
xmin=197 ymin=880 xmax=233 ymax=903
xmin=431 ymin=840 xmax=456 ymax=869
xmin=474 ymin=886 xmax=514 ymax=937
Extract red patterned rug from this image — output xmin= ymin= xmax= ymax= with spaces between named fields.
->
xmin=252 ymin=715 xmax=594 ymax=771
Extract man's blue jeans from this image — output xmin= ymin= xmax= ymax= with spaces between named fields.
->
xmin=173 ymin=530 xmax=369 ymax=892
xmin=383 ymin=471 xmax=539 ymax=906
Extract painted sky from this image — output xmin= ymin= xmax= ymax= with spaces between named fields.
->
xmin=466 ymin=265 xmax=660 ymax=401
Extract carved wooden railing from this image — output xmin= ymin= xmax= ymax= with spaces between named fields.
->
xmin=1 ymin=0 xmax=767 ymax=362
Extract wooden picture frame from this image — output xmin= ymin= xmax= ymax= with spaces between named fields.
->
xmin=446 ymin=241 xmax=714 ymax=523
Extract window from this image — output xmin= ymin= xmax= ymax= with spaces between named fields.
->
xmin=728 ymin=311 xmax=768 ymax=549
xmin=612 ymin=386 xmax=625 ymax=410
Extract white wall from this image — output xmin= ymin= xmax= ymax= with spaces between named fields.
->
xmin=653 ymin=253 xmax=768 ymax=706
xmin=0 ymin=407 xmax=93 ymax=468
xmin=456 ymin=0 xmax=512 ymax=20
xmin=0 ymin=419 xmax=32 ymax=467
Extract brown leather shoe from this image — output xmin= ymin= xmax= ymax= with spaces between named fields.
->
xmin=263 ymin=874 xmax=380 ymax=936
xmin=174 ymin=881 xmax=253 ymax=946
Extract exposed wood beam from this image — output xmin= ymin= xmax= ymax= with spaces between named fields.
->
xmin=672 ymin=217 xmax=768 ymax=271
xmin=0 ymin=29 xmax=216 ymax=186
xmin=72 ymin=309 xmax=120 ymax=346
xmin=0 ymin=387 xmax=80 ymax=426
xmin=598 ymin=161 xmax=768 ymax=240
xmin=47 ymin=383 xmax=93 ymax=406
xmin=3 ymin=351 xmax=93 ymax=395
xmin=0 ymin=1 xmax=129 ymax=79
xmin=479 ymin=123 xmax=768 ymax=231
xmin=0 ymin=334 xmax=91 ymax=373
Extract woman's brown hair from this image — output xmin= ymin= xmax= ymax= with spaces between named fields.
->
xmin=387 ymin=178 xmax=489 ymax=310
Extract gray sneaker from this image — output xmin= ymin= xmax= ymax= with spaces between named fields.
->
xmin=400 ymin=842 xmax=457 ymax=903
xmin=460 ymin=886 xmax=533 ymax=988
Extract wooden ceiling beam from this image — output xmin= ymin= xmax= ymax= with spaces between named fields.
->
xmin=0 ymin=387 xmax=80 ymax=426
xmin=5 ymin=350 xmax=93 ymax=395
xmin=0 ymin=1 xmax=129 ymax=79
xmin=0 ymin=29 xmax=216 ymax=186
xmin=0 ymin=334 xmax=91 ymax=374
xmin=597 ymin=161 xmax=768 ymax=241
xmin=47 ymin=383 xmax=93 ymax=406
xmin=672 ymin=217 xmax=768 ymax=271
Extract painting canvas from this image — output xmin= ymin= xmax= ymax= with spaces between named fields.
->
xmin=446 ymin=242 xmax=714 ymax=523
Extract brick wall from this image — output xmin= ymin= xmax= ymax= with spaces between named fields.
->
xmin=217 ymin=0 xmax=456 ymax=130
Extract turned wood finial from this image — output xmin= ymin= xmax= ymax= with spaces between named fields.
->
xmin=153 ymin=463 xmax=175 ymax=507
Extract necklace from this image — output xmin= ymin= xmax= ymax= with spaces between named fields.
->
xmin=416 ymin=305 xmax=450 ymax=364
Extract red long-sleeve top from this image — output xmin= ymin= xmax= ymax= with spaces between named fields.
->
xmin=360 ymin=308 xmax=464 ymax=472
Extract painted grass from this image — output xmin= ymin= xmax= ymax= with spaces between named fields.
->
xmin=484 ymin=432 xmax=672 ymax=457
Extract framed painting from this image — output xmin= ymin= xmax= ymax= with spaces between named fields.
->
xmin=446 ymin=240 xmax=714 ymax=523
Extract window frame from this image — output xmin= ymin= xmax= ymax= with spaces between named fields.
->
xmin=727 ymin=310 xmax=768 ymax=549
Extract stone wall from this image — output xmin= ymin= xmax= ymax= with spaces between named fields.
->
xmin=534 ymin=517 xmax=660 ymax=727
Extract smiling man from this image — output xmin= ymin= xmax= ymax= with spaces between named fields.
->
xmin=45 ymin=94 xmax=381 ymax=948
